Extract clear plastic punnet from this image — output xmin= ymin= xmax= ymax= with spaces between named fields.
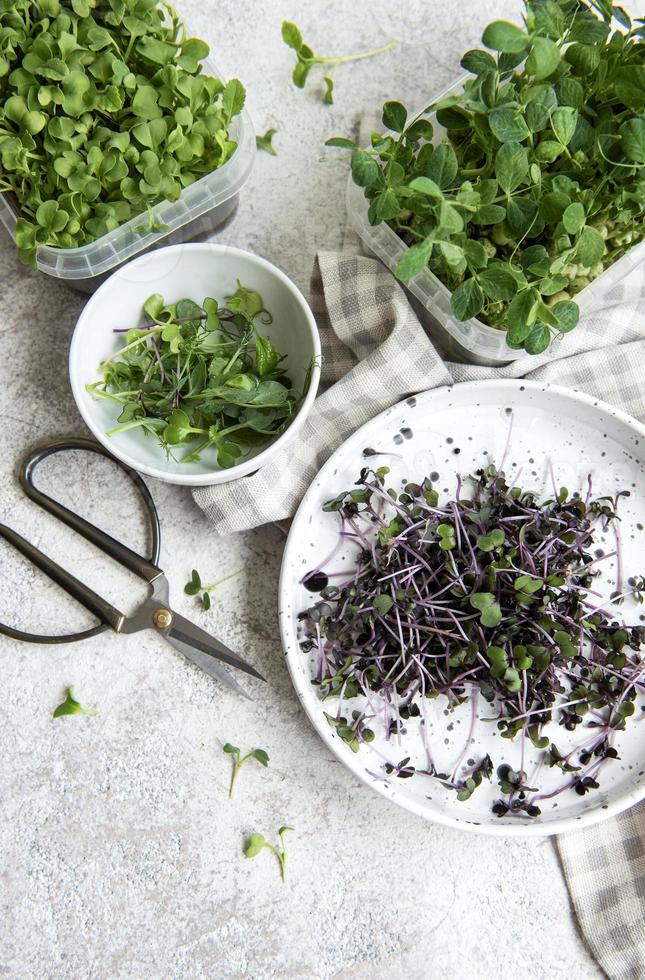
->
xmin=0 ymin=46 xmax=255 ymax=293
xmin=347 ymin=75 xmax=645 ymax=366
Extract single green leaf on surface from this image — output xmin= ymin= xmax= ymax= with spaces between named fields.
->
xmin=52 ymin=687 xmax=97 ymax=719
xmin=323 ymin=76 xmax=334 ymax=104
xmin=184 ymin=568 xmax=202 ymax=595
xmin=225 ymin=741 xmax=270 ymax=799
xmin=244 ymin=826 xmax=292 ymax=882
xmin=256 ymin=128 xmax=278 ymax=155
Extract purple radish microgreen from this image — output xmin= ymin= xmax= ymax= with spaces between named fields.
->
xmin=298 ymin=464 xmax=644 ymax=819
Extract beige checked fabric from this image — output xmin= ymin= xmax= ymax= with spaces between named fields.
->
xmin=558 ymin=803 xmax=645 ymax=980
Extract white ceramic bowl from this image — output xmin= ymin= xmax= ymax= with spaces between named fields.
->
xmin=69 ymin=244 xmax=321 ymax=485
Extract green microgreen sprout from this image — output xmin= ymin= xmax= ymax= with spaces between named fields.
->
xmin=256 ymin=128 xmax=278 ymax=155
xmin=281 ymin=20 xmax=397 ymax=104
xmin=52 ymin=686 xmax=97 ymax=719
xmin=223 ymin=742 xmax=269 ymax=798
xmin=184 ymin=568 xmax=244 ymax=611
xmin=244 ymin=826 xmax=293 ymax=882
xmin=86 ymin=283 xmax=310 ymax=468
xmin=328 ymin=0 xmax=645 ymax=353
xmin=1 ymin=1 xmax=246 ymax=268
xmin=299 ymin=463 xmax=644 ymax=818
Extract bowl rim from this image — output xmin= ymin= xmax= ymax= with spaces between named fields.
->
xmin=69 ymin=242 xmax=321 ymax=486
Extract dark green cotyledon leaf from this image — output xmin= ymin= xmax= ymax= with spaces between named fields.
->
xmin=619 ymin=118 xmax=645 ymax=164
xmin=395 ymin=239 xmax=433 ymax=280
xmin=351 ymin=149 xmax=380 ymax=188
xmin=525 ymin=36 xmax=560 ymax=79
xmin=562 ymin=202 xmax=586 ymax=235
xmin=451 ymin=277 xmax=485 ymax=321
xmin=551 ymin=106 xmax=578 ymax=146
xmin=426 ymin=143 xmax=458 ymax=189
xmin=490 ymin=107 xmax=530 ymax=143
xmin=495 ymin=141 xmax=529 ymax=195
xmin=482 ymin=20 xmax=529 ymax=54
xmin=478 ymin=263 xmax=518 ymax=301
xmin=382 ymin=100 xmax=407 ymax=133
xmin=576 ymin=225 xmax=605 ymax=266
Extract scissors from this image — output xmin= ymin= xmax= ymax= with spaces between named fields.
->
xmin=0 ymin=437 xmax=265 ymax=698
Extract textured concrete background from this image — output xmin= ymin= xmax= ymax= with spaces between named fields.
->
xmin=1 ymin=1 xmax=638 ymax=977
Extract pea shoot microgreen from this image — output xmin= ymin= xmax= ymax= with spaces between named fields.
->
xmin=223 ymin=742 xmax=269 ymax=799
xmin=281 ymin=20 xmax=397 ymax=104
xmin=256 ymin=129 xmax=278 ymax=155
xmin=300 ymin=464 xmax=644 ymax=819
xmin=1 ymin=1 xmax=246 ymax=268
xmin=244 ymin=826 xmax=293 ymax=882
xmin=52 ymin=687 xmax=97 ymax=719
xmin=87 ymin=283 xmax=311 ymax=468
xmin=185 ymin=568 xmax=244 ymax=610
xmin=329 ymin=0 xmax=645 ymax=353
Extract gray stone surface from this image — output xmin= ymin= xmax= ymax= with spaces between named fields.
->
xmin=1 ymin=1 xmax=637 ymax=977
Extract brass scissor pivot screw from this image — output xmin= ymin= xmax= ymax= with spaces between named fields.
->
xmin=153 ymin=608 xmax=173 ymax=630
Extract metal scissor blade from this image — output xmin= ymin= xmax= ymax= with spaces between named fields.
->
xmin=166 ymin=632 xmax=252 ymax=700
xmin=165 ymin=610 xmax=267 ymax=683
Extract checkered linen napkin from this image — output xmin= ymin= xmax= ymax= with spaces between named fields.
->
xmin=193 ymin=243 xmax=645 ymax=979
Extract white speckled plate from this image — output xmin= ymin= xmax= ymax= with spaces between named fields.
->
xmin=279 ymin=380 xmax=645 ymax=836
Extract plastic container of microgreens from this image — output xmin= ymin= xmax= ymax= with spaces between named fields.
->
xmin=347 ymin=74 xmax=645 ymax=367
xmin=0 ymin=49 xmax=255 ymax=294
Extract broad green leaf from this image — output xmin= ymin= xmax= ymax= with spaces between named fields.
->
xmin=552 ymin=300 xmax=579 ymax=333
xmin=408 ymin=176 xmax=443 ymax=199
xmin=551 ymin=107 xmax=578 ymax=146
xmin=281 ymin=21 xmax=303 ymax=51
xmin=351 ymin=149 xmax=380 ymax=188
xmin=620 ymin=118 xmax=645 ymax=164
xmin=451 ymin=278 xmax=484 ymax=321
xmin=395 ymin=239 xmax=433 ymax=280
xmin=478 ymin=263 xmax=518 ymax=301
xmin=562 ymin=202 xmax=586 ymax=235
xmin=426 ymin=143 xmax=458 ymax=189
xmin=382 ymin=101 xmax=407 ymax=133
xmin=524 ymin=322 xmax=551 ymax=354
xmin=495 ymin=141 xmax=529 ymax=194
xmin=576 ymin=226 xmax=605 ymax=267
xmin=482 ymin=21 xmax=529 ymax=54
xmin=490 ymin=107 xmax=530 ymax=143
xmin=525 ymin=37 xmax=560 ymax=79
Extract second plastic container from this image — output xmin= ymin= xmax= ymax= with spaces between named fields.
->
xmin=347 ymin=74 xmax=645 ymax=366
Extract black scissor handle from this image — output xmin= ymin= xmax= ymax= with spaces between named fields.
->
xmin=20 ymin=437 xmax=162 ymax=583
xmin=0 ymin=524 xmax=123 ymax=643
xmin=0 ymin=437 xmax=162 ymax=645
